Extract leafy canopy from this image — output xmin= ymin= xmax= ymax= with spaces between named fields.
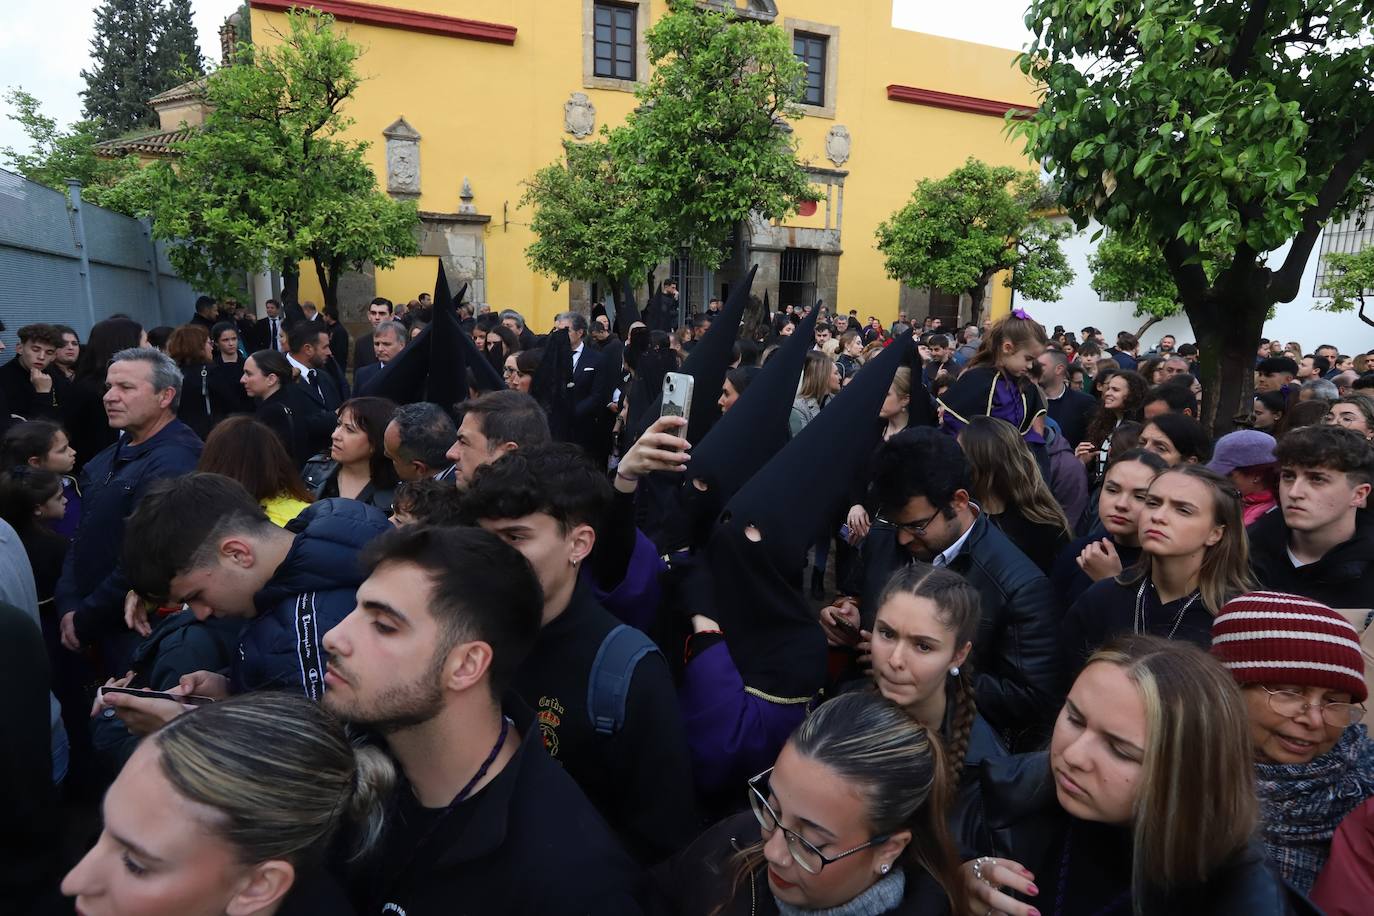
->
xmin=130 ymin=10 xmax=417 ymax=304
xmin=81 ymin=0 xmax=204 ymax=138
xmin=875 ymin=157 xmax=1073 ymax=315
xmin=1318 ymin=246 xmax=1374 ymax=327
xmin=1 ymin=90 xmax=139 ymax=210
xmin=524 ymin=0 xmax=815 ymax=287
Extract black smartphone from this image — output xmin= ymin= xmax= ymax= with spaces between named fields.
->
xmin=99 ymin=686 xmax=215 ymax=706
xmin=830 ymin=614 xmax=861 ymax=639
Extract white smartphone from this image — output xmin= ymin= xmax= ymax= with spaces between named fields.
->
xmin=661 ymin=372 xmax=694 ymax=423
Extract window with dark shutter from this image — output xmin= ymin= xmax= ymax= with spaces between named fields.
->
xmin=594 ymin=2 xmax=637 ymax=81
xmin=793 ymin=33 xmax=827 ymax=107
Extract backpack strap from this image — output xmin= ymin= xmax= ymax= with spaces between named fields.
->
xmin=587 ymin=624 xmax=659 ymax=737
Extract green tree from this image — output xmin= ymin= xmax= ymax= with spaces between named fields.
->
xmin=1318 ymin=246 xmax=1374 ymax=328
xmin=81 ymin=0 xmax=204 ymax=138
xmin=1015 ymin=0 xmax=1374 ymax=432
xmin=1087 ymin=228 xmax=1197 ymax=337
xmin=522 ymin=139 xmax=662 ymax=310
xmin=151 ymin=0 xmax=205 ymax=85
xmin=875 ymin=158 xmax=1074 ymax=323
xmin=1 ymin=89 xmax=139 ymax=210
xmin=132 ymin=10 xmax=418 ymax=309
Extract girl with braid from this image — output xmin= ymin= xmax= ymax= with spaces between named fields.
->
xmin=865 ymin=563 xmax=1005 ymax=784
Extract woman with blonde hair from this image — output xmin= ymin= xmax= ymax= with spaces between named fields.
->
xmin=1061 ymin=465 xmax=1254 ymax=671
xmin=64 ymin=692 xmax=393 ymax=915
xmin=958 ymin=415 xmax=1072 ymax=574
xmin=658 ymin=691 xmax=968 ymax=915
xmin=960 ymin=636 xmax=1298 ymax=915
xmin=790 ymin=350 xmax=840 ymax=437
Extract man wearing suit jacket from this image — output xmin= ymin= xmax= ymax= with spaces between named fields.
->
xmin=556 ymin=311 xmax=614 ymax=465
xmin=286 ymin=322 xmax=345 ymax=414
xmin=252 ymin=299 xmax=288 ymax=354
xmin=353 ymin=298 xmax=395 ymax=370
xmin=355 ymin=320 xmax=408 ymax=391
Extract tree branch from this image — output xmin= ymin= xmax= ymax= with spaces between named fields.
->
xmin=1161 ymin=235 xmax=1208 ymax=304
xmin=1273 ymin=118 xmax=1374 ymax=300
xmin=1227 ymin=0 xmax=1273 ymax=79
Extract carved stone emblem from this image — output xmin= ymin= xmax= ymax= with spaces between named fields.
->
xmin=383 ymin=116 xmax=421 ymax=199
xmin=564 ymin=92 xmax=596 ymax=139
xmin=825 ymin=124 xmax=851 ymax=167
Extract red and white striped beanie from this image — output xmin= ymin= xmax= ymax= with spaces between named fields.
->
xmin=1210 ymin=591 xmax=1367 ymax=702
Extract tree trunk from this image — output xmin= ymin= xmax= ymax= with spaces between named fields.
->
xmin=968 ymin=280 xmax=988 ymax=327
xmin=313 ymin=256 xmax=340 ymax=313
xmin=1188 ymin=299 xmax=1266 ymax=437
xmin=279 ymin=263 xmax=300 ymax=311
xmin=1134 ymin=313 xmax=1163 ymax=340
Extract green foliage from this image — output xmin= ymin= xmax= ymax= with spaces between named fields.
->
xmin=136 ymin=10 xmax=418 ymax=306
xmin=1012 ymin=0 xmax=1374 ymax=430
xmin=1318 ymin=247 xmax=1374 ymax=326
xmin=1088 ymin=227 xmax=1195 ymax=322
xmin=875 ymin=158 xmax=1073 ymax=319
xmin=81 ymin=0 xmax=205 ymax=138
xmin=524 ymin=0 xmax=814 ymax=287
xmin=522 ymin=139 xmax=662 ymax=293
xmin=0 ymin=89 xmax=139 ymax=211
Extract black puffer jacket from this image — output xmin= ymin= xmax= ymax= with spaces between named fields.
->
xmin=955 ymin=753 xmax=1320 ymax=916
xmin=1249 ymin=510 xmax=1374 ymax=610
xmin=853 ymin=514 xmax=1064 ymax=745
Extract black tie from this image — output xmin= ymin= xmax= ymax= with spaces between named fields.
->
xmin=307 ymin=369 xmax=319 ymax=397
xmin=271 ymin=319 xmax=279 ymax=350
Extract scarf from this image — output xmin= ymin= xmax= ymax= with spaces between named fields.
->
xmin=775 ymin=869 xmax=905 ymax=916
xmin=1255 ymin=724 xmax=1374 ymax=892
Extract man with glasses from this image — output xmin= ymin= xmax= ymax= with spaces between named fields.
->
xmin=823 ymin=428 xmax=1062 ymax=747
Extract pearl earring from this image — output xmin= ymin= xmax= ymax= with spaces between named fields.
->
xmin=880 ymin=863 xmax=891 ymax=875
xmin=949 ymin=666 xmax=960 ymax=677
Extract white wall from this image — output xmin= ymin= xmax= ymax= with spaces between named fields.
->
xmin=1017 ymin=219 xmax=1374 ymax=355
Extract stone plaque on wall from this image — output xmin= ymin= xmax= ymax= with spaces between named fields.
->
xmin=383 ymin=116 xmax=421 ymax=199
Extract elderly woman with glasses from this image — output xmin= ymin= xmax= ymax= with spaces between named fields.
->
xmin=1210 ymin=592 xmax=1374 ymax=894
xmin=655 ymin=691 xmax=967 ymax=915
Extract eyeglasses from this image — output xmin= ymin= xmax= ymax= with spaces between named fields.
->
xmin=747 ymin=768 xmax=888 ymax=874
xmin=502 ymin=366 xmax=519 ymax=376
xmin=1255 ymin=686 xmax=1367 ymax=727
xmin=872 ymin=509 xmax=941 ymax=538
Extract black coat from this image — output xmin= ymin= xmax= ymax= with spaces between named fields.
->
xmin=252 ymin=316 xmax=288 ymax=354
xmin=1248 ymin=509 xmax=1374 ymax=610
xmin=175 ymin=361 xmax=244 ymax=439
xmin=63 ymin=374 xmax=118 ymax=472
xmin=652 ymin=812 xmax=951 ymax=916
xmin=353 ymin=332 xmax=377 ymax=370
xmin=347 ymin=700 xmax=647 ymax=916
xmin=255 ymin=383 xmax=330 ymax=468
xmin=1046 ymin=385 xmax=1098 ymax=447
xmin=325 ymin=320 xmax=351 ymax=376
xmin=955 ymin=753 xmax=1318 ymax=916
xmin=853 ymin=514 xmax=1063 ymax=746
xmin=0 ymin=358 xmax=66 ymax=425
xmin=1060 ymin=576 xmax=1215 ymax=677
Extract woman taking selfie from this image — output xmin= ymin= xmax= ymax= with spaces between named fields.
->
xmin=1211 ymin=593 xmax=1374 ymax=893
xmin=658 ymin=690 xmax=967 ymax=915
xmin=63 ymin=692 xmax=392 ymax=916
xmin=959 ymin=636 xmax=1299 ymax=915
xmin=1051 ymin=448 xmax=1168 ymax=607
xmin=1061 ymin=465 xmax=1252 ymax=670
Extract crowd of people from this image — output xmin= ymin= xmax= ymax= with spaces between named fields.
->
xmin=5 ymin=278 xmax=1374 ymax=916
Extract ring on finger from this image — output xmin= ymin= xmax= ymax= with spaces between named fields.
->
xmin=972 ymin=856 xmax=995 ymax=887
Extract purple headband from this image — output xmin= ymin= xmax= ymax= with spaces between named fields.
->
xmin=1011 ymin=308 xmax=1033 ymax=321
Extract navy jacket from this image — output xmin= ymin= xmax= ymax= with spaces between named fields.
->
xmin=57 ymin=419 xmax=203 ymax=644
xmin=231 ymin=499 xmax=392 ymax=697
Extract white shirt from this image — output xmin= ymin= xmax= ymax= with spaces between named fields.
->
xmin=572 ymin=341 xmax=586 ymax=371
xmin=286 ymin=353 xmax=312 ymax=381
xmin=932 ymin=509 xmax=979 ymax=568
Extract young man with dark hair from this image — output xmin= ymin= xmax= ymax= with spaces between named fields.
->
xmin=52 ymin=325 xmax=79 ymax=380
xmin=353 ymin=297 xmax=395 ymax=370
xmin=1299 ymin=353 xmax=1332 ymax=381
xmin=285 ymin=321 xmax=344 ymax=413
xmin=829 ymin=427 xmax=1061 ymax=746
xmin=460 ymin=443 xmax=698 ymax=863
xmin=0 ymin=323 xmax=67 ymax=422
xmin=1107 ymin=331 xmax=1139 ymax=370
xmin=1142 ymin=379 xmax=1198 ymax=420
xmin=1249 ymin=425 xmax=1374 ymax=608
xmin=1256 ymin=356 xmax=1299 ymax=392
xmin=251 ymin=298 xmax=285 ymax=353
xmin=385 ymin=402 xmax=457 ymax=482
xmin=446 ymin=390 xmax=552 ymax=488
xmin=189 ymin=295 xmax=219 ymax=330
xmin=321 ymin=525 xmax=646 ymax=912
xmin=1037 ymin=347 xmax=1096 ymax=444
xmin=104 ymin=472 xmax=391 ymax=731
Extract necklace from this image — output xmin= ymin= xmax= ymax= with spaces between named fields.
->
xmin=1132 ymin=578 xmax=1201 ymax=640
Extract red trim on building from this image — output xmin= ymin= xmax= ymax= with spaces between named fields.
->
xmin=886 ymin=85 xmax=1034 ymax=119
xmin=250 ymin=0 xmax=517 ymax=45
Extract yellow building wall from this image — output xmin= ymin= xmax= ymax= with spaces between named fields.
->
xmin=251 ymin=0 xmax=1035 ymax=329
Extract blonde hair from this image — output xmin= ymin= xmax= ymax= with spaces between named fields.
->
xmin=960 ymin=416 xmax=1072 ymax=538
xmin=797 ymin=350 xmax=835 ymax=401
xmin=1086 ymin=636 xmax=1257 ymax=903
xmin=890 ymin=365 xmax=912 ymax=402
xmin=154 ymin=692 xmax=395 ymax=864
xmin=1119 ymin=465 xmax=1255 ymax=615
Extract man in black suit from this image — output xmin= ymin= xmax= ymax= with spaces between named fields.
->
xmin=355 ymin=319 xmax=408 ymax=391
xmin=556 ymin=311 xmax=615 ymax=465
xmin=285 ymin=321 xmax=345 ymax=414
xmin=354 ymin=298 xmax=395 ymax=370
xmin=252 ymin=299 xmax=287 ymax=354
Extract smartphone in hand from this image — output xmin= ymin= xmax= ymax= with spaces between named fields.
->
xmin=661 ymin=372 xmax=694 ymax=424
xmin=99 ymin=686 xmax=215 ymax=707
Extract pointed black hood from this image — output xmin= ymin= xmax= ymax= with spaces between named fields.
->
xmin=357 ymin=324 xmax=429 ymax=402
xmin=422 ymin=267 xmax=468 ymax=411
xmin=615 ymin=278 xmax=643 ymax=338
xmin=671 ymin=303 xmax=818 ymax=549
xmin=531 ymin=327 xmax=575 ymax=441
xmin=676 ymin=264 xmax=755 ymax=444
xmin=704 ymin=330 xmax=916 ymax=699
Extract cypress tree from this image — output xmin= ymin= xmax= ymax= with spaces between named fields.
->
xmin=152 ymin=0 xmax=206 ymax=93
xmin=81 ymin=0 xmax=204 ymax=139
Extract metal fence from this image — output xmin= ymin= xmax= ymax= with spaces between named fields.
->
xmin=0 ymin=168 xmax=198 ymax=349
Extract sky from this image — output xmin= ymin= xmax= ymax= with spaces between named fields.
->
xmin=0 ymin=0 xmax=1035 ymax=158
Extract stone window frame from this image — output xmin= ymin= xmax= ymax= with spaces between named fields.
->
xmin=584 ymin=0 xmax=650 ymax=93
xmin=784 ymin=18 xmax=839 ymax=120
